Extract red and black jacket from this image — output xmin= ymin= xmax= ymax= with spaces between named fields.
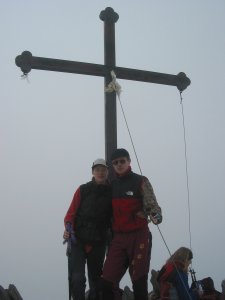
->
xmin=111 ymin=170 xmax=148 ymax=232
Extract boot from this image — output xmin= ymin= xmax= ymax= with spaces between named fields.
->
xmin=101 ymin=278 xmax=114 ymax=300
xmin=133 ymin=275 xmax=148 ymax=300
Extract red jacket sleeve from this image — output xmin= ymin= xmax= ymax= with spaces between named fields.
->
xmin=64 ymin=187 xmax=81 ymax=227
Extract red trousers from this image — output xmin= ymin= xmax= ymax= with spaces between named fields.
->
xmin=102 ymin=226 xmax=152 ymax=284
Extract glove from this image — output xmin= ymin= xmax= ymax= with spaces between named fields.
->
xmin=150 ymin=212 xmax=162 ymax=225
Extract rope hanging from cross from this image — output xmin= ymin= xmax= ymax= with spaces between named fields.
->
xmin=15 ymin=7 xmax=191 ymax=164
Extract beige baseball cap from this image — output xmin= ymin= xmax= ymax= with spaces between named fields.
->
xmin=92 ymin=158 xmax=108 ymax=169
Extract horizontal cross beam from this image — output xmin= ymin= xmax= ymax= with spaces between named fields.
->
xmin=15 ymin=51 xmax=190 ymax=92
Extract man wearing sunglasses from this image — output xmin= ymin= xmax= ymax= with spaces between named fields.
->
xmin=102 ymin=148 xmax=162 ymax=300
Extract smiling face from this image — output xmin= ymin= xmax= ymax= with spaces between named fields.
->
xmin=92 ymin=165 xmax=108 ymax=184
xmin=112 ymin=156 xmax=131 ymax=175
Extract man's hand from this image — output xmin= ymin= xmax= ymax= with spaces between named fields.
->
xmin=63 ymin=230 xmax=70 ymax=240
xmin=150 ymin=212 xmax=162 ymax=225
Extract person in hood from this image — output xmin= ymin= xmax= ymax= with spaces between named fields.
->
xmin=63 ymin=158 xmax=112 ymax=300
xmin=199 ymin=277 xmax=223 ymax=300
xmin=101 ymin=148 xmax=162 ymax=300
xmin=157 ymin=247 xmax=198 ymax=300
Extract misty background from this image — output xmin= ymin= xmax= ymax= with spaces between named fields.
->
xmin=1 ymin=1 xmax=225 ymax=299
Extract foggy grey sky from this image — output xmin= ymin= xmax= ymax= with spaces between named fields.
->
xmin=1 ymin=1 xmax=225 ymax=299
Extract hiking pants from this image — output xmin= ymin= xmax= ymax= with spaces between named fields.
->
xmin=69 ymin=241 xmax=106 ymax=300
xmin=102 ymin=226 xmax=152 ymax=300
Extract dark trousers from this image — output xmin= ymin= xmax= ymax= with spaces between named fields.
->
xmin=69 ymin=242 xmax=106 ymax=300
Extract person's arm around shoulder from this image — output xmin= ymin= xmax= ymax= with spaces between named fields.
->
xmin=141 ymin=176 xmax=162 ymax=225
xmin=63 ymin=187 xmax=81 ymax=240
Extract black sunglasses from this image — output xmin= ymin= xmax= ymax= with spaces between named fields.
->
xmin=112 ymin=159 xmax=127 ymax=166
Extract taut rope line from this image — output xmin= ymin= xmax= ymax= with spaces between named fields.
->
xmin=105 ymin=71 xmax=143 ymax=175
xmin=179 ymin=91 xmax=192 ymax=251
xmin=105 ymin=71 xmax=194 ymax=300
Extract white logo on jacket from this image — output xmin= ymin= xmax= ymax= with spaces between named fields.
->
xmin=126 ymin=191 xmax=134 ymax=196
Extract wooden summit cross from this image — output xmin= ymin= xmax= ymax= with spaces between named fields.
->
xmin=15 ymin=7 xmax=190 ymax=163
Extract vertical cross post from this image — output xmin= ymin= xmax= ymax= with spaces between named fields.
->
xmin=100 ymin=8 xmax=119 ymax=162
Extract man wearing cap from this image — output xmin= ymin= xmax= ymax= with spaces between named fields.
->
xmin=63 ymin=158 xmax=112 ymax=300
xmin=101 ymin=148 xmax=162 ymax=300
